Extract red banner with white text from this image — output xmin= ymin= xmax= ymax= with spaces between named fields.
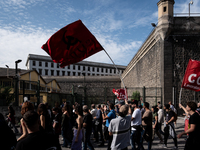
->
xmin=112 ymin=88 xmax=128 ymax=100
xmin=181 ymin=59 xmax=200 ymax=91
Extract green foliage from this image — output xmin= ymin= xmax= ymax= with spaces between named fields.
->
xmin=0 ymin=86 xmax=14 ymax=105
xmin=131 ymin=91 xmax=140 ymax=101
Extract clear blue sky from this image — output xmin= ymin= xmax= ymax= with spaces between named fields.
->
xmin=0 ymin=0 xmax=199 ymax=69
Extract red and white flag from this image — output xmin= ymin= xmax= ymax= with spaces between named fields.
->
xmin=181 ymin=59 xmax=200 ymax=91
xmin=112 ymin=88 xmax=128 ymax=100
xmin=42 ymin=20 xmax=104 ymax=67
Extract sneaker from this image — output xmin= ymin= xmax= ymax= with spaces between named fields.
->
xmin=159 ymin=144 xmax=167 ymax=148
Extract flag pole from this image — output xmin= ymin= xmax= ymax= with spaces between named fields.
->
xmin=103 ymin=50 xmax=128 ymax=99
xmin=179 ymin=88 xmax=183 ymax=104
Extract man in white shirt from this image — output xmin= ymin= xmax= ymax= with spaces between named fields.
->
xmin=90 ymin=104 xmax=98 ymax=142
xmin=157 ymin=104 xmax=164 ymax=135
xmin=130 ymin=100 xmax=142 ymax=150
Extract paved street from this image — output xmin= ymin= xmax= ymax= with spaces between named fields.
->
xmin=58 ymin=117 xmax=186 ymax=150
xmin=15 ymin=117 xmax=186 ymax=150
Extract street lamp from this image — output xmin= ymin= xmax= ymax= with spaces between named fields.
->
xmin=15 ymin=59 xmax=22 ymax=106
xmin=189 ymin=1 xmax=193 ymax=17
xmin=5 ymin=65 xmax=9 ymax=78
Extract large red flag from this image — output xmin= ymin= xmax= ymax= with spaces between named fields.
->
xmin=113 ymin=88 xmax=128 ymax=100
xmin=181 ymin=59 xmax=200 ymax=91
xmin=42 ymin=20 xmax=104 ymax=67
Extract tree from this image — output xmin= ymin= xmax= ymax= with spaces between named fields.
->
xmin=131 ymin=91 xmax=140 ymax=101
xmin=0 ymin=86 xmax=14 ymax=105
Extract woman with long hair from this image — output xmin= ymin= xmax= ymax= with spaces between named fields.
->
xmin=17 ymin=101 xmax=34 ymax=141
xmin=71 ymin=104 xmax=83 ymax=150
xmin=37 ymin=103 xmax=52 ymax=133
xmin=61 ymin=103 xmax=73 ymax=148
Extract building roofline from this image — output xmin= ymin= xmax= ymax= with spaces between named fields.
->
xmin=26 ymin=54 xmax=126 ymax=69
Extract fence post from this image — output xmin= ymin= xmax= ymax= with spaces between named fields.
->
xmin=104 ymin=87 xmax=107 ymax=103
xmin=143 ymin=86 xmax=146 ymax=103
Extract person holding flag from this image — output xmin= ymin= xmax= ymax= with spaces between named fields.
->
xmin=178 ymin=102 xmax=200 ymax=150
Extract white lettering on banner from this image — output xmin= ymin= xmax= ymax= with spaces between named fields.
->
xmin=188 ymin=74 xmax=197 ymax=83
xmin=186 ymin=84 xmax=200 ymax=90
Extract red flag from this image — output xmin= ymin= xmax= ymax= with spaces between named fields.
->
xmin=181 ymin=59 xmax=200 ymax=91
xmin=113 ymin=88 xmax=128 ymax=100
xmin=42 ymin=20 xmax=104 ymax=67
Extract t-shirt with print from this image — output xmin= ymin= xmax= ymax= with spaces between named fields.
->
xmin=165 ymin=110 xmax=175 ymax=123
xmin=16 ymin=131 xmax=61 ymax=150
xmin=105 ymin=109 xmax=116 ymax=127
xmin=131 ymin=108 xmax=141 ymax=130
xmin=188 ymin=112 xmax=200 ymax=140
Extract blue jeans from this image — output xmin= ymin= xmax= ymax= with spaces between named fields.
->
xmin=130 ymin=129 xmax=141 ymax=150
xmin=140 ymin=128 xmax=152 ymax=150
xmin=82 ymin=129 xmax=94 ymax=150
xmin=61 ymin=130 xmax=71 ymax=147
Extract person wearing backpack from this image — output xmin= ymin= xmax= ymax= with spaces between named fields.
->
xmin=160 ymin=104 xmax=178 ymax=149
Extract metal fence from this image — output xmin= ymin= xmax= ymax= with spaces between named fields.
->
xmin=71 ymin=86 xmax=162 ymax=107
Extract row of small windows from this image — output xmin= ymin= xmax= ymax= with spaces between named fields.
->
xmin=32 ymin=60 xmax=123 ymax=74
xmin=33 ymin=68 xmax=122 ymax=77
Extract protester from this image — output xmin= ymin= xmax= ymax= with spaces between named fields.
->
xmin=130 ymin=100 xmax=142 ymax=150
xmin=196 ymin=102 xmax=200 ymax=114
xmin=45 ymin=102 xmax=53 ymax=121
xmin=37 ymin=103 xmax=52 ymax=133
xmin=0 ymin=113 xmax=17 ymax=150
xmin=157 ymin=104 xmax=164 ymax=135
xmin=16 ymin=110 xmax=61 ymax=150
xmin=179 ymin=103 xmax=190 ymax=139
xmin=102 ymin=104 xmax=110 ymax=141
xmin=71 ymin=104 xmax=83 ymax=150
xmin=94 ymin=104 xmax=104 ymax=146
xmin=90 ymin=104 xmax=97 ymax=141
xmin=17 ymin=101 xmax=34 ymax=141
xmin=169 ymin=101 xmax=175 ymax=112
xmin=178 ymin=102 xmax=200 ymax=150
xmin=82 ymin=105 xmax=95 ymax=150
xmin=102 ymin=103 xmax=116 ymax=150
xmin=61 ymin=104 xmax=73 ymax=148
xmin=108 ymin=104 xmax=131 ymax=150
xmin=52 ymin=107 xmax=61 ymax=139
xmin=161 ymin=104 xmax=177 ymax=149
xmin=141 ymin=102 xmax=152 ymax=150
xmin=7 ymin=105 xmax=19 ymax=134
xmin=151 ymin=106 xmax=163 ymax=143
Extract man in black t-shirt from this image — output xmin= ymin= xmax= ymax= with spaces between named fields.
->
xmin=161 ymin=104 xmax=177 ymax=149
xmin=83 ymin=105 xmax=94 ymax=150
xmin=16 ymin=110 xmax=61 ymax=150
xmin=178 ymin=102 xmax=200 ymax=150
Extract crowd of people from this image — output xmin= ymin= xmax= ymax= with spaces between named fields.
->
xmin=0 ymin=99 xmax=200 ymax=150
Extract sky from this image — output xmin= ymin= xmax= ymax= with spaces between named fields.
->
xmin=0 ymin=0 xmax=200 ymax=69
